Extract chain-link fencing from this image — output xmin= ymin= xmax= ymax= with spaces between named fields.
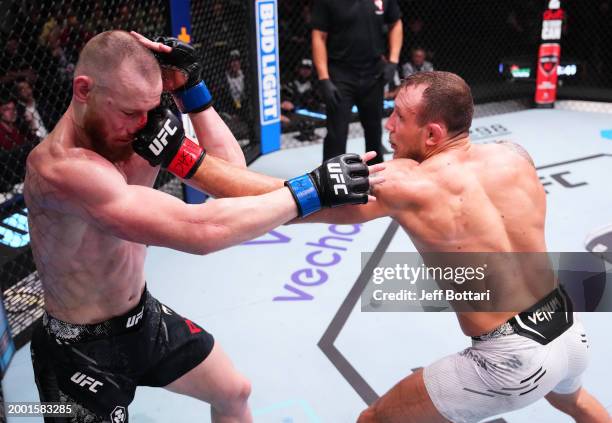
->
xmin=191 ymin=0 xmax=257 ymax=157
xmin=278 ymin=0 xmax=612 ymax=145
xmin=0 ymin=0 xmax=176 ymax=349
xmin=0 ymin=0 xmax=259 ymax=350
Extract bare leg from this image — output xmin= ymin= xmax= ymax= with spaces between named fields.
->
xmin=546 ymin=388 xmax=611 ymax=423
xmin=357 ymin=369 xmax=449 ymax=423
xmin=165 ymin=342 xmax=252 ymax=423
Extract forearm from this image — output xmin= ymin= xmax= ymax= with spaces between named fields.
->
xmin=189 ymin=107 xmax=246 ymax=167
xmin=312 ymin=31 xmax=330 ymax=79
xmin=387 ymin=21 xmax=403 ymax=63
xmin=194 ymin=188 xmax=297 ymax=253
xmin=184 ymin=154 xmax=284 ymax=198
xmin=290 ymin=200 xmax=387 ymax=225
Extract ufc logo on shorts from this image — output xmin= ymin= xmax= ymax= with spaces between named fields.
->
xmin=327 ymin=163 xmax=348 ymax=195
xmin=126 ymin=307 xmax=144 ymax=328
xmin=148 ymin=119 xmax=178 ymax=156
xmin=71 ymin=371 xmax=104 ymax=393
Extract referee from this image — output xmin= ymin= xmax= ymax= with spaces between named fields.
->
xmin=312 ymin=0 xmax=402 ymax=164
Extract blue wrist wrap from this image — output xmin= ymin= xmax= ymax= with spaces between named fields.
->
xmin=285 ymin=174 xmax=321 ymax=217
xmin=173 ymin=81 xmax=213 ymax=113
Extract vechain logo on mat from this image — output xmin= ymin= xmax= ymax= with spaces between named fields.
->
xmin=256 ymin=0 xmax=280 ymax=124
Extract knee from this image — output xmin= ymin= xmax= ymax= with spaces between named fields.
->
xmin=228 ymin=376 xmax=251 ymax=405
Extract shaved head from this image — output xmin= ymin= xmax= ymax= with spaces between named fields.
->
xmin=72 ymin=31 xmax=162 ymax=163
xmin=75 ymin=30 xmax=161 ymax=91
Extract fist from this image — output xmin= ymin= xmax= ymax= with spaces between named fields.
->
xmin=133 ymin=106 xmax=206 ymax=179
xmin=133 ymin=107 xmax=185 ymax=167
xmin=285 ymin=153 xmax=370 ymax=217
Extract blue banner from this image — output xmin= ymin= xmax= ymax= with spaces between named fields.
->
xmin=169 ymin=0 xmax=192 ymax=43
xmin=255 ymin=0 xmax=281 ymax=153
xmin=0 ymin=297 xmax=15 ymax=378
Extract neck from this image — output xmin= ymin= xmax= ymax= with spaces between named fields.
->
xmin=66 ymin=103 xmax=93 ymax=150
xmin=423 ymin=133 xmax=471 ymax=161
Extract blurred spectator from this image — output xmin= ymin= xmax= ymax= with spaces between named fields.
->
xmin=0 ymin=97 xmax=26 ymax=150
xmin=226 ymin=50 xmax=246 ymax=114
xmin=281 ymin=58 xmax=321 ymax=112
xmin=112 ymin=3 xmax=132 ymax=31
xmin=58 ymin=10 xmax=89 ymax=63
xmin=402 ymin=47 xmax=434 ymax=77
xmin=85 ymin=1 xmax=111 ymax=36
xmin=0 ymin=36 xmax=37 ymax=85
xmin=281 ymin=58 xmax=322 ymax=138
xmin=38 ymin=4 xmax=61 ymax=48
xmin=14 ymin=78 xmax=53 ymax=140
xmin=0 ymin=95 xmax=35 ymax=192
xmin=212 ymin=50 xmax=248 ymax=121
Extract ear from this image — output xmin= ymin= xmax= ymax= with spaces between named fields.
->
xmin=73 ymin=75 xmax=94 ymax=103
xmin=424 ymin=123 xmax=445 ymax=146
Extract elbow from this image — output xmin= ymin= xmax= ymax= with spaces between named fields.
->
xmin=190 ymin=221 xmax=232 ymax=256
xmin=232 ymin=155 xmax=247 ymax=169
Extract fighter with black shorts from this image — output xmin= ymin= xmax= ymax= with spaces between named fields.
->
xmin=25 ymin=30 xmax=378 ymax=422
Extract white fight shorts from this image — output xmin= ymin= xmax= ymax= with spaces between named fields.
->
xmin=423 ymin=314 xmax=589 ymax=423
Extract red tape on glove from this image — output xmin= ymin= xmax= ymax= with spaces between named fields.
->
xmin=167 ymin=138 xmax=203 ymax=179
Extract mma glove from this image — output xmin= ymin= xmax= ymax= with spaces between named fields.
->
xmin=285 ymin=153 xmax=369 ymax=217
xmin=133 ymin=106 xmax=205 ymax=179
xmin=320 ymin=79 xmax=341 ymax=114
xmin=153 ymin=36 xmax=213 ymax=114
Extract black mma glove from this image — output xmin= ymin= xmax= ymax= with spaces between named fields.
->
xmin=133 ymin=106 xmax=206 ymax=179
xmin=153 ymin=36 xmax=213 ymax=113
xmin=285 ymin=153 xmax=369 ymax=217
xmin=382 ymin=61 xmax=398 ymax=85
xmin=320 ymin=79 xmax=341 ymax=113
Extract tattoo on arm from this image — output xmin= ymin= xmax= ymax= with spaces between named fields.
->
xmin=496 ymin=140 xmax=535 ymax=167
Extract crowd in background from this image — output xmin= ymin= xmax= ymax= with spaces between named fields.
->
xmin=1 ymin=0 xmax=611 ymax=192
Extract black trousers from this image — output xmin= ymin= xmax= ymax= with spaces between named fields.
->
xmin=323 ymin=60 xmax=385 ymax=164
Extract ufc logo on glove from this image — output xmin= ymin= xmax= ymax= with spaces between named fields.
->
xmin=328 ymin=162 xmax=348 ymax=195
xmin=148 ymin=119 xmax=178 ymax=156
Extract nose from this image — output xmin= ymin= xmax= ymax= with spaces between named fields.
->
xmin=385 ymin=113 xmax=395 ymax=131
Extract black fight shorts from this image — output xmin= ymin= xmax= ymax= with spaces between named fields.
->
xmin=31 ymin=287 xmax=214 ymax=422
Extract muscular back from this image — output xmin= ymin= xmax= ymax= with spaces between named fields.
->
xmin=377 ymin=142 xmax=550 ymax=334
xmin=395 ymin=142 xmax=546 ymax=253
xmin=24 ymin=118 xmax=158 ymax=324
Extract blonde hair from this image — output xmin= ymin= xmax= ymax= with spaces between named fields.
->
xmin=75 ymin=30 xmax=160 ymax=89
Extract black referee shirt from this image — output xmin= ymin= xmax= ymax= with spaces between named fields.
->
xmin=311 ymin=0 xmax=401 ymax=66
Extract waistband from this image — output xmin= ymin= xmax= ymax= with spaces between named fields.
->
xmin=43 ymin=286 xmax=150 ymax=343
xmin=472 ymin=286 xmax=573 ymax=344
xmin=471 ymin=321 xmax=515 ymax=342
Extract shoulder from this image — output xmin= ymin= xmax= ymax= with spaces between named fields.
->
xmin=377 ymin=159 xmax=440 ymax=206
xmin=493 ymin=140 xmax=535 ymax=168
xmin=29 ymin=138 xmax=118 ymax=196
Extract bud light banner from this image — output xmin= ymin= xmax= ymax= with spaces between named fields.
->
xmin=255 ymin=0 xmax=281 ymax=153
